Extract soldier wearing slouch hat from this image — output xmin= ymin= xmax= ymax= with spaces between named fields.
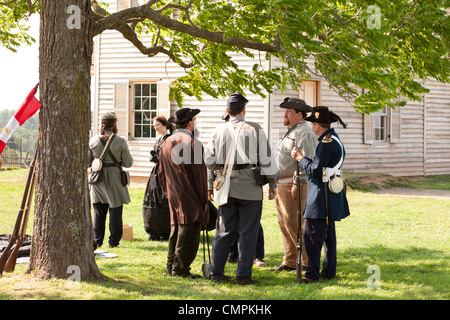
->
xmin=291 ymin=106 xmax=350 ymax=283
xmin=270 ymin=97 xmax=318 ymax=273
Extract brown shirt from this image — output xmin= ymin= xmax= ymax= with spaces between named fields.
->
xmin=158 ymin=129 xmax=209 ymax=226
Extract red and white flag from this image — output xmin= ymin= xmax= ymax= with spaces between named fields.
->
xmin=0 ymin=86 xmax=41 ymax=155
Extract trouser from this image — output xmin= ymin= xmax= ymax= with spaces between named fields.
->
xmin=167 ymin=223 xmax=201 ymax=275
xmin=228 ymin=223 xmax=264 ymax=260
xmin=303 ymin=219 xmax=337 ymax=281
xmin=275 ymin=181 xmax=308 ymax=268
xmin=210 ymin=197 xmax=263 ymax=278
xmin=93 ymin=202 xmax=123 ymax=247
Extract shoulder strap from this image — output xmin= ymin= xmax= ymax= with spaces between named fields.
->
xmin=221 ymin=121 xmax=245 ymax=176
xmin=100 ymin=135 xmax=122 ymax=166
xmin=273 ymin=122 xmax=301 ymax=157
xmin=101 ymin=135 xmax=123 ymax=167
xmin=331 ymin=136 xmax=344 ymax=170
xmin=324 ymin=135 xmax=344 ymax=178
xmin=98 ymin=134 xmax=115 ymax=161
xmin=107 ymin=149 xmax=121 ymax=167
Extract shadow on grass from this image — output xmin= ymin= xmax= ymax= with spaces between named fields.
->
xmin=335 ymin=245 xmax=448 ymax=299
xmin=84 ymin=244 xmax=448 ymax=300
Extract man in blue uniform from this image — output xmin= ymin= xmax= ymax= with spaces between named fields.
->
xmin=291 ymin=106 xmax=350 ymax=283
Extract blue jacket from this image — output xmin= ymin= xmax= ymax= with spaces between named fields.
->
xmin=298 ymin=128 xmax=350 ymax=221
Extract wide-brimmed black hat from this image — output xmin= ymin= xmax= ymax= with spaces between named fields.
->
xmin=304 ymin=106 xmax=334 ymax=123
xmin=168 ymin=108 xmax=201 ymax=124
xmin=279 ymin=97 xmax=312 ymax=112
xmin=304 ymin=106 xmax=348 ymax=128
xmin=227 ymin=92 xmax=248 ymax=113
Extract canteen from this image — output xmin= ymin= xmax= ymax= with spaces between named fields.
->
xmin=328 ymin=174 xmax=344 ymax=194
xmin=91 ymin=158 xmax=103 ymax=172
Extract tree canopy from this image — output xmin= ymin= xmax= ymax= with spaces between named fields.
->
xmin=93 ymin=0 xmax=450 ymax=113
xmin=0 ymin=0 xmax=35 ymax=51
xmin=2 ymin=0 xmax=450 ymax=113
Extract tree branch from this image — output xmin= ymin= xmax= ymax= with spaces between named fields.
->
xmin=115 ymin=23 xmax=195 ymax=68
xmin=91 ymin=0 xmax=106 ymax=16
xmin=93 ymin=4 xmax=278 ymax=53
xmin=390 ymin=17 xmax=413 ymax=37
xmin=0 ymin=0 xmax=20 ymax=5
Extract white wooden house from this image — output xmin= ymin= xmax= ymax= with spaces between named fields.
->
xmin=92 ymin=0 xmax=450 ymax=179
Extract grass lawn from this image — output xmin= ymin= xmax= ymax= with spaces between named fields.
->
xmin=0 ymin=169 xmax=449 ymax=300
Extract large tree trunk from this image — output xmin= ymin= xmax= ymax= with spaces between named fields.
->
xmin=27 ymin=0 xmax=103 ymax=280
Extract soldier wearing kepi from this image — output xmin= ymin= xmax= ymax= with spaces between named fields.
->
xmin=271 ymin=97 xmax=317 ymax=273
xmin=89 ymin=112 xmax=134 ymax=249
xmin=291 ymin=106 xmax=350 ymax=283
xmin=205 ymin=92 xmax=279 ymax=285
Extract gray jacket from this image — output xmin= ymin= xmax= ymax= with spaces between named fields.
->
xmin=205 ymin=119 xmax=279 ymax=201
xmin=275 ymin=121 xmax=317 ymax=181
xmin=89 ymin=131 xmax=133 ymax=208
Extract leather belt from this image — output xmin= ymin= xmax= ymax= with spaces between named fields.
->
xmin=102 ymin=163 xmax=121 ymax=167
xmin=217 ymin=164 xmax=256 ymax=170
xmin=233 ymin=164 xmax=252 ymax=170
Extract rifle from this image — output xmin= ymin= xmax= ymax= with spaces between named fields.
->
xmin=4 ymin=164 xmax=36 ymax=272
xmin=296 ymin=169 xmax=303 ymax=281
xmin=0 ymin=153 xmax=37 ymax=275
xmin=201 ymin=228 xmax=211 ymax=279
xmin=322 ymin=169 xmax=329 ymax=226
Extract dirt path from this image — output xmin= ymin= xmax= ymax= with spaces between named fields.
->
xmin=374 ymin=188 xmax=450 ymax=200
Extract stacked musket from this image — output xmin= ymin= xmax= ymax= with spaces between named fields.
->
xmin=0 ymin=152 xmax=37 ymax=275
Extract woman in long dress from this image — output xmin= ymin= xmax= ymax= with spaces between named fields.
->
xmin=142 ymin=116 xmax=174 ymax=240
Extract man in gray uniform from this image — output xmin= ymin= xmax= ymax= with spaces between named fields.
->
xmin=89 ymin=112 xmax=134 ymax=248
xmin=205 ymin=92 xmax=279 ymax=285
xmin=271 ymin=98 xmax=317 ymax=272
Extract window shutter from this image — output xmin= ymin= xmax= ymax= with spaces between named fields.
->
xmin=172 ymin=8 xmax=180 ymax=21
xmin=117 ymin=0 xmax=131 ymax=12
xmin=114 ymin=82 xmax=129 ymax=140
xmin=363 ymin=113 xmax=373 ymax=144
xmin=388 ymin=106 xmax=401 ymax=143
xmin=157 ymin=80 xmax=171 ymax=118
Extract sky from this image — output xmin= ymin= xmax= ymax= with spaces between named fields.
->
xmin=0 ymin=14 xmax=40 ymax=112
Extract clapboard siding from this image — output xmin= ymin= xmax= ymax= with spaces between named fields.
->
xmin=424 ymin=80 xmax=450 ymax=175
xmin=93 ymin=1 xmax=450 ymax=178
xmin=95 ymin=26 xmax=269 ymax=177
xmin=317 ymin=81 xmax=431 ymax=177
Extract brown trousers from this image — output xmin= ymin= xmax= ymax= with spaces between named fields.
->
xmin=275 ymin=181 xmax=308 ymax=269
xmin=167 ymin=223 xmax=201 ymax=275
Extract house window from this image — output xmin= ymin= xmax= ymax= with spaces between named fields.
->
xmin=364 ymin=106 xmax=401 ymax=144
xmin=133 ymin=83 xmax=158 ymax=138
xmin=372 ymin=108 xmax=387 ymax=141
